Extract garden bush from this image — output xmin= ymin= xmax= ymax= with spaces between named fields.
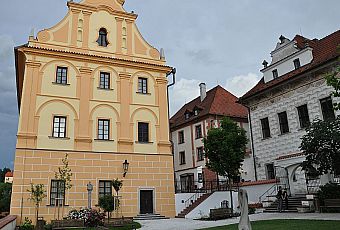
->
xmin=317 ymin=183 xmax=340 ymax=204
xmin=19 ymin=217 xmax=34 ymax=230
xmin=67 ymin=208 xmax=105 ymax=227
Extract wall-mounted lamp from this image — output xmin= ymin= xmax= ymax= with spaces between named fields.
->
xmin=123 ymin=160 xmax=129 ymax=177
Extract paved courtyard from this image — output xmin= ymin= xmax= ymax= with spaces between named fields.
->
xmin=139 ymin=213 xmax=340 ymax=230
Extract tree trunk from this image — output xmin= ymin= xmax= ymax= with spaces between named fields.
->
xmin=36 ymin=205 xmax=39 ymax=226
xmin=229 ymin=177 xmax=234 ymax=215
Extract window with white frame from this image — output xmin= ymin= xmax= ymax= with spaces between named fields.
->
xmin=98 ymin=119 xmax=110 ymax=140
xmin=52 ymin=116 xmax=67 ymax=138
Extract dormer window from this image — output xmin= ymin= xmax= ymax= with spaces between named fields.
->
xmin=97 ymin=28 xmax=108 ymax=47
xmin=293 ymin=58 xmax=301 ymax=69
xmin=185 ymin=113 xmax=190 ymax=120
xmin=194 ymin=109 xmax=199 ymax=116
xmin=272 ymin=69 xmax=279 ymax=79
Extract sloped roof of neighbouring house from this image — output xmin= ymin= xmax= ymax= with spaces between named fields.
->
xmin=240 ymin=30 xmax=340 ymax=101
xmin=170 ymin=85 xmax=248 ymax=130
xmin=5 ymin=171 xmax=13 ymax=177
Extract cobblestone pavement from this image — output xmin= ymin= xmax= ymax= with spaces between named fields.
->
xmin=139 ymin=213 xmax=340 ymax=230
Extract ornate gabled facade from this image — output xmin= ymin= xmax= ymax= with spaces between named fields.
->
xmin=12 ymin=0 xmax=175 ymax=222
xmin=240 ymin=30 xmax=340 ymax=195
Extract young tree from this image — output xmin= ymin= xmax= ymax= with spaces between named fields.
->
xmin=300 ymin=118 xmax=340 ymax=176
xmin=27 ymin=183 xmax=47 ymax=225
xmin=203 ymin=117 xmax=248 ymax=213
xmin=98 ymin=195 xmax=115 ymax=223
xmin=54 ymin=153 xmax=73 ymax=219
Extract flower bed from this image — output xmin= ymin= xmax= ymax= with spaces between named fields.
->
xmin=67 ymin=208 xmax=105 ymax=227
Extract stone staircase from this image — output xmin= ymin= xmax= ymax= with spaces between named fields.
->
xmin=176 ymin=193 xmax=213 ymax=218
xmin=133 ymin=213 xmax=169 ymax=220
xmin=263 ymin=194 xmax=307 ymax=213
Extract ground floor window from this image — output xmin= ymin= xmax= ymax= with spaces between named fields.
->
xmin=50 ymin=180 xmax=65 ymax=206
xmin=99 ymin=180 xmax=112 ymax=198
xmin=266 ymin=163 xmax=275 ymax=180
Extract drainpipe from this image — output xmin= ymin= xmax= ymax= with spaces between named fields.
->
xmin=246 ymin=106 xmax=258 ymax=181
xmin=166 ymin=67 xmax=176 ymax=190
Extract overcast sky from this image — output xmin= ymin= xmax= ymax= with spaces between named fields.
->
xmin=0 ymin=0 xmax=339 ymax=169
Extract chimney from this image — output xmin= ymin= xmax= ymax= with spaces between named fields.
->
xmin=199 ymin=83 xmax=207 ymax=102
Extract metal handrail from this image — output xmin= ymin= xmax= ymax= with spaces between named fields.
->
xmin=258 ymin=184 xmax=277 ymax=203
xmin=184 ymin=193 xmax=202 ymax=208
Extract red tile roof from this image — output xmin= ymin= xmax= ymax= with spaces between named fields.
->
xmin=5 ymin=171 xmax=13 ymax=177
xmin=240 ymin=30 xmax=340 ymax=101
xmin=170 ymin=85 xmax=248 ymax=130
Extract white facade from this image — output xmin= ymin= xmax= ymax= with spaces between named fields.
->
xmin=244 ymin=34 xmax=340 ymax=196
xmin=172 ymin=117 xmax=255 ymax=189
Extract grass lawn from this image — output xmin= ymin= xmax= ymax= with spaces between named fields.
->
xmin=65 ymin=221 xmax=141 ymax=230
xmin=200 ymin=219 xmax=340 ymax=230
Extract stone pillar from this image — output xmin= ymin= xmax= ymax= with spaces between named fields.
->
xmin=75 ymin=67 xmax=93 ymax=150
xmin=17 ymin=61 xmax=41 ymax=148
xmin=118 ymin=73 xmax=133 ymax=152
xmin=82 ymin=11 xmax=92 ymax=49
xmin=115 ymin=17 xmax=124 ymax=54
xmin=70 ymin=9 xmax=81 ymax=47
xmin=156 ymin=77 xmax=171 ymax=153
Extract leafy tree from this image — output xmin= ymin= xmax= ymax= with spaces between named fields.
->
xmin=0 ymin=168 xmax=11 ymax=183
xmin=27 ymin=183 xmax=47 ymax=225
xmin=325 ymin=45 xmax=340 ymax=111
xmin=54 ymin=153 xmax=73 ymax=219
xmin=98 ymin=195 xmax=115 ymax=223
xmin=0 ymin=182 xmax=12 ymax=212
xmin=300 ymin=118 xmax=340 ymax=176
xmin=203 ymin=117 xmax=248 ymax=213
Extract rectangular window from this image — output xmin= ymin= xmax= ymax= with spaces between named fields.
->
xmin=52 ymin=116 xmax=67 ymax=138
xmin=98 ymin=119 xmax=110 ymax=140
xmin=138 ymin=77 xmax=148 ymax=94
xmin=99 ymin=180 xmax=112 ymax=198
xmin=266 ymin=163 xmax=275 ymax=180
xmin=297 ymin=104 xmax=310 ymax=128
xmin=195 ymin=125 xmax=202 ymax=139
xmin=197 ymin=147 xmax=204 ymax=161
xmin=320 ymin=97 xmax=335 ymax=121
xmin=99 ymin=72 xmax=110 ymax=89
xmin=278 ymin=111 xmax=289 ymax=134
xmin=138 ymin=122 xmax=149 ymax=143
xmin=272 ymin=69 xmax=279 ymax=79
xmin=178 ymin=131 xmax=184 ymax=144
xmin=179 ymin=151 xmax=186 ymax=165
xmin=260 ymin=117 xmax=271 ymax=139
xmin=56 ymin=67 xmax=68 ymax=85
xmin=50 ymin=180 xmax=65 ymax=206
xmin=293 ymin=58 xmax=301 ymax=69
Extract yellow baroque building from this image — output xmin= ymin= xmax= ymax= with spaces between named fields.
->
xmin=11 ymin=0 xmax=175 ymax=222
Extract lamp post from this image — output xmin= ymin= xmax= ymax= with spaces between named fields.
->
xmin=123 ymin=160 xmax=129 ymax=177
xmin=87 ymin=182 xmax=93 ymax=209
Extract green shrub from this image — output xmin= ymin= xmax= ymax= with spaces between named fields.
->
xmin=248 ymin=206 xmax=256 ymax=215
xmin=19 ymin=217 xmax=34 ymax=230
xmin=317 ymin=183 xmax=340 ymax=204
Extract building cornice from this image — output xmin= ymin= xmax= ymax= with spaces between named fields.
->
xmin=20 ymin=46 xmax=172 ymax=73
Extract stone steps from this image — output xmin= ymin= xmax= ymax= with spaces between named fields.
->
xmin=133 ymin=213 xmax=169 ymax=220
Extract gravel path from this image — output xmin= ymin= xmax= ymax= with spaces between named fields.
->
xmin=139 ymin=213 xmax=340 ymax=230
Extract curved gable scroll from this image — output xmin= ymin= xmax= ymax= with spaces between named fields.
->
xmin=81 ymin=0 xmax=125 ymax=12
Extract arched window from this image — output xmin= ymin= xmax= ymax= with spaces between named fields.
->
xmin=97 ymin=28 xmax=108 ymax=47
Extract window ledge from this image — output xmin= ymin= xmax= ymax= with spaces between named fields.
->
xmin=52 ymin=82 xmax=70 ymax=86
xmin=179 ymin=163 xmax=186 ymax=165
xmin=178 ymin=142 xmax=185 ymax=145
xmin=136 ymin=92 xmax=151 ymax=95
xmin=48 ymin=136 xmax=70 ymax=140
xmin=97 ymin=87 xmax=114 ymax=91
xmin=135 ymin=141 xmax=154 ymax=144
xmin=46 ymin=204 xmax=69 ymax=207
xmin=261 ymin=136 xmax=272 ymax=140
xmin=94 ymin=139 xmax=114 ymax=142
